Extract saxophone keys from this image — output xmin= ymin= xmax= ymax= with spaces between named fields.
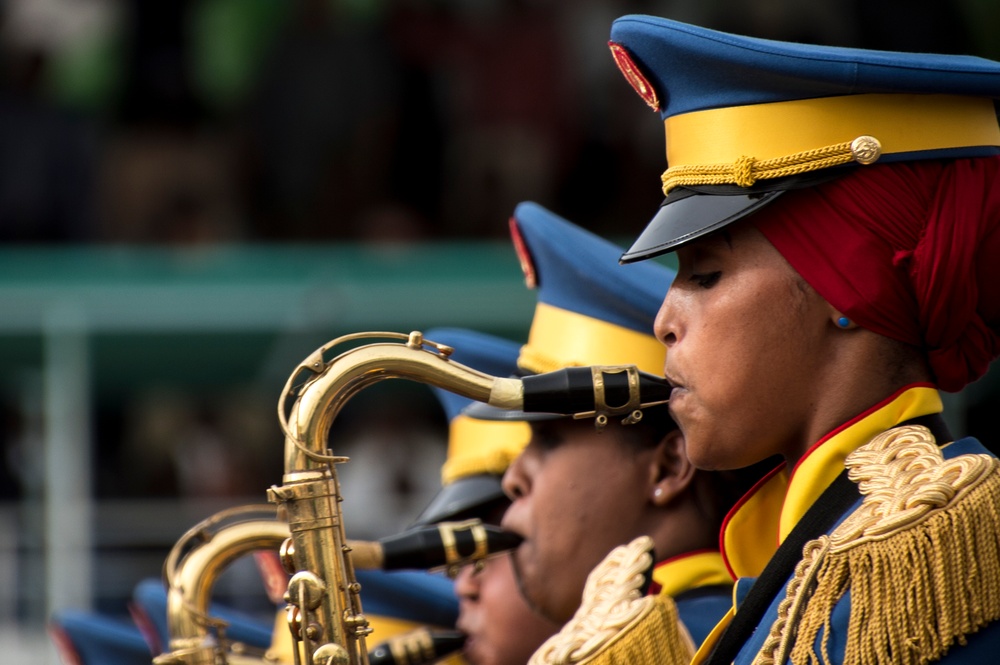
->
xmin=343 ymin=612 xmax=372 ymax=637
xmin=286 ymin=605 xmax=302 ymax=637
xmin=288 ymin=571 xmax=327 ymax=610
xmin=279 ymin=538 xmax=297 ymax=574
xmin=312 ymin=642 xmax=351 ymax=665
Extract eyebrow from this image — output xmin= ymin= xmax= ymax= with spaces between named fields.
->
xmin=687 ymin=230 xmax=733 ymax=262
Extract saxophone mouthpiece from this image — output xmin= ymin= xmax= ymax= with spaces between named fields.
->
xmin=520 ymin=365 xmax=672 ymax=419
xmin=368 ymin=628 xmax=466 ymax=665
xmin=348 ymin=520 xmax=522 ymax=571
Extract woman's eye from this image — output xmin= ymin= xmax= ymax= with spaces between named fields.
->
xmin=530 ymin=426 xmax=563 ymax=452
xmin=690 ymin=271 xmax=721 ymax=288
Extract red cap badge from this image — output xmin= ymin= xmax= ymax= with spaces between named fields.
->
xmin=608 ymin=41 xmax=660 ymax=112
xmin=509 ymin=216 xmax=538 ymax=289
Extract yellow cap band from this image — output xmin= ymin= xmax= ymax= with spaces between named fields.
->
xmin=662 ymin=93 xmax=1000 ymax=192
xmin=441 ymin=414 xmax=531 ymax=485
xmin=518 ymin=302 xmax=666 ymax=375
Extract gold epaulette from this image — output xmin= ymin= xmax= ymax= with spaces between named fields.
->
xmin=754 ymin=425 xmax=1000 ymax=665
xmin=529 ymin=536 xmax=694 ymax=665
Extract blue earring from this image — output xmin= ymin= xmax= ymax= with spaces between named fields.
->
xmin=836 ymin=316 xmax=851 ymax=329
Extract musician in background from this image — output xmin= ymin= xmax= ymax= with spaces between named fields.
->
xmin=410 ymin=327 xmax=562 ymax=665
xmin=471 ymin=202 xmax=767 ymax=659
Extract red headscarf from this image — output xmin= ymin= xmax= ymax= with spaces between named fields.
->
xmin=754 ymin=157 xmax=1000 ymax=392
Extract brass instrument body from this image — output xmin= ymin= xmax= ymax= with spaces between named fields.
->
xmin=153 ymin=507 xmax=290 ymax=665
xmin=270 ymin=332 xmax=524 ymax=665
xmin=156 ymin=330 xmax=667 ymax=665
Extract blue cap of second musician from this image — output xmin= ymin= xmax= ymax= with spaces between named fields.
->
xmin=411 ymin=327 xmax=530 ymax=527
xmin=509 ymin=201 xmax=675 ymax=376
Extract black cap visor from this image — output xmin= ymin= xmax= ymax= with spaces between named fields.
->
xmin=411 ymin=474 xmax=509 ymax=527
xmin=620 ymin=169 xmax=855 ymax=263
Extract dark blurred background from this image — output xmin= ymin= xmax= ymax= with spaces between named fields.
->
xmin=1 ymin=0 xmax=998 ymax=660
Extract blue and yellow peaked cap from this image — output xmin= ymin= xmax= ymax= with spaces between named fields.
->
xmin=410 ymin=327 xmax=530 ymax=527
xmin=607 ymin=16 xmax=1000 ymax=261
xmin=511 ymin=201 xmax=674 ymax=374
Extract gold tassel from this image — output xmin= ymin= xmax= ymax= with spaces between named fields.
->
xmin=580 ymin=595 xmax=692 ymax=665
xmin=529 ymin=536 xmax=695 ymax=665
xmin=755 ymin=426 xmax=1000 ymax=665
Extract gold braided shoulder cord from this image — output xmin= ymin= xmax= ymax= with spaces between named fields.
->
xmin=528 ymin=535 xmax=694 ymax=665
xmin=751 ymin=425 xmax=1000 ymax=665
xmin=529 ymin=536 xmax=656 ymax=665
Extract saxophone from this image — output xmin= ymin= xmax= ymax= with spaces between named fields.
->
xmin=152 ymin=507 xmax=515 ymax=665
xmin=154 ymin=331 xmax=672 ymax=665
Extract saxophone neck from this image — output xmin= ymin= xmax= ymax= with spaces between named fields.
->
xmin=280 ymin=331 xmax=673 ymax=476
xmin=281 ymin=333 xmax=522 ymax=476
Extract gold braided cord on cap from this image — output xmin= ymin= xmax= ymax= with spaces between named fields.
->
xmin=660 ymin=142 xmax=857 ymax=195
xmin=659 ymin=93 xmax=1000 ymax=195
xmin=529 ymin=536 xmax=694 ymax=665
xmin=750 ymin=425 xmax=1000 ymax=665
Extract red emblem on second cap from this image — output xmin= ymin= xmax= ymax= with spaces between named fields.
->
xmin=509 ymin=217 xmax=537 ymax=289
xmin=608 ymin=41 xmax=660 ymax=112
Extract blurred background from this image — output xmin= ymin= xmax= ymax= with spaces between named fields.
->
xmin=1 ymin=0 xmax=999 ymax=661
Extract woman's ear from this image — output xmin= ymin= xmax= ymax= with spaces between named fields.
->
xmin=649 ymin=429 xmax=696 ymax=506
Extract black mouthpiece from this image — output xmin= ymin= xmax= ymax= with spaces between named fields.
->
xmin=521 ymin=366 xmax=672 ymax=415
xmin=368 ymin=629 xmax=466 ymax=665
xmin=379 ymin=520 xmax=523 ymax=571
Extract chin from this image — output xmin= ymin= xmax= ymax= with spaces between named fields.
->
xmin=680 ymin=433 xmax=712 ymax=465
xmin=686 ymin=442 xmax=732 ymax=472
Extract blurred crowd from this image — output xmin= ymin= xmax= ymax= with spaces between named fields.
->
xmin=0 ymin=0 xmax=993 ymax=246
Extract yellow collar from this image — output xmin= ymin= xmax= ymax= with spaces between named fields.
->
xmin=721 ymin=385 xmax=943 ymax=579
xmin=652 ymin=550 xmax=732 ymax=598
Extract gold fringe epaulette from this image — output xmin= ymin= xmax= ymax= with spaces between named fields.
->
xmin=529 ymin=536 xmax=694 ymax=665
xmin=753 ymin=425 xmax=1000 ymax=665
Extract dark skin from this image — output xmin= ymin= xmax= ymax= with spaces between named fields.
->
xmin=655 ymin=220 xmax=933 ymax=471
xmin=453 ymin=552 xmax=561 ymax=665
xmin=501 ymin=418 xmax=716 ymax=624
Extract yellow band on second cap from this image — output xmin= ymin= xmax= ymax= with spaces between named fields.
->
xmin=664 ymin=93 xmax=1000 ymax=168
xmin=518 ymin=302 xmax=666 ymax=375
xmin=441 ymin=414 xmax=531 ymax=485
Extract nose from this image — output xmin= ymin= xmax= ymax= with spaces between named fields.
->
xmin=654 ymin=292 xmax=678 ymax=348
xmin=453 ymin=562 xmax=481 ymax=601
xmin=501 ymin=453 xmax=530 ymax=502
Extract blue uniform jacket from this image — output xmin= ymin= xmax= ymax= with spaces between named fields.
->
xmin=732 ymin=436 xmax=1000 ymax=664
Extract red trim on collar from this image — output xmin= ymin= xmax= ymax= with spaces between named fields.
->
xmin=787 ymin=382 xmax=937 ymax=481
xmin=718 ymin=462 xmax=786 ymax=579
xmin=648 ymin=549 xmax=719 ymax=596
xmin=655 ymin=548 xmax=718 ymax=567
xmin=718 ymin=382 xmax=939 ymax=579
